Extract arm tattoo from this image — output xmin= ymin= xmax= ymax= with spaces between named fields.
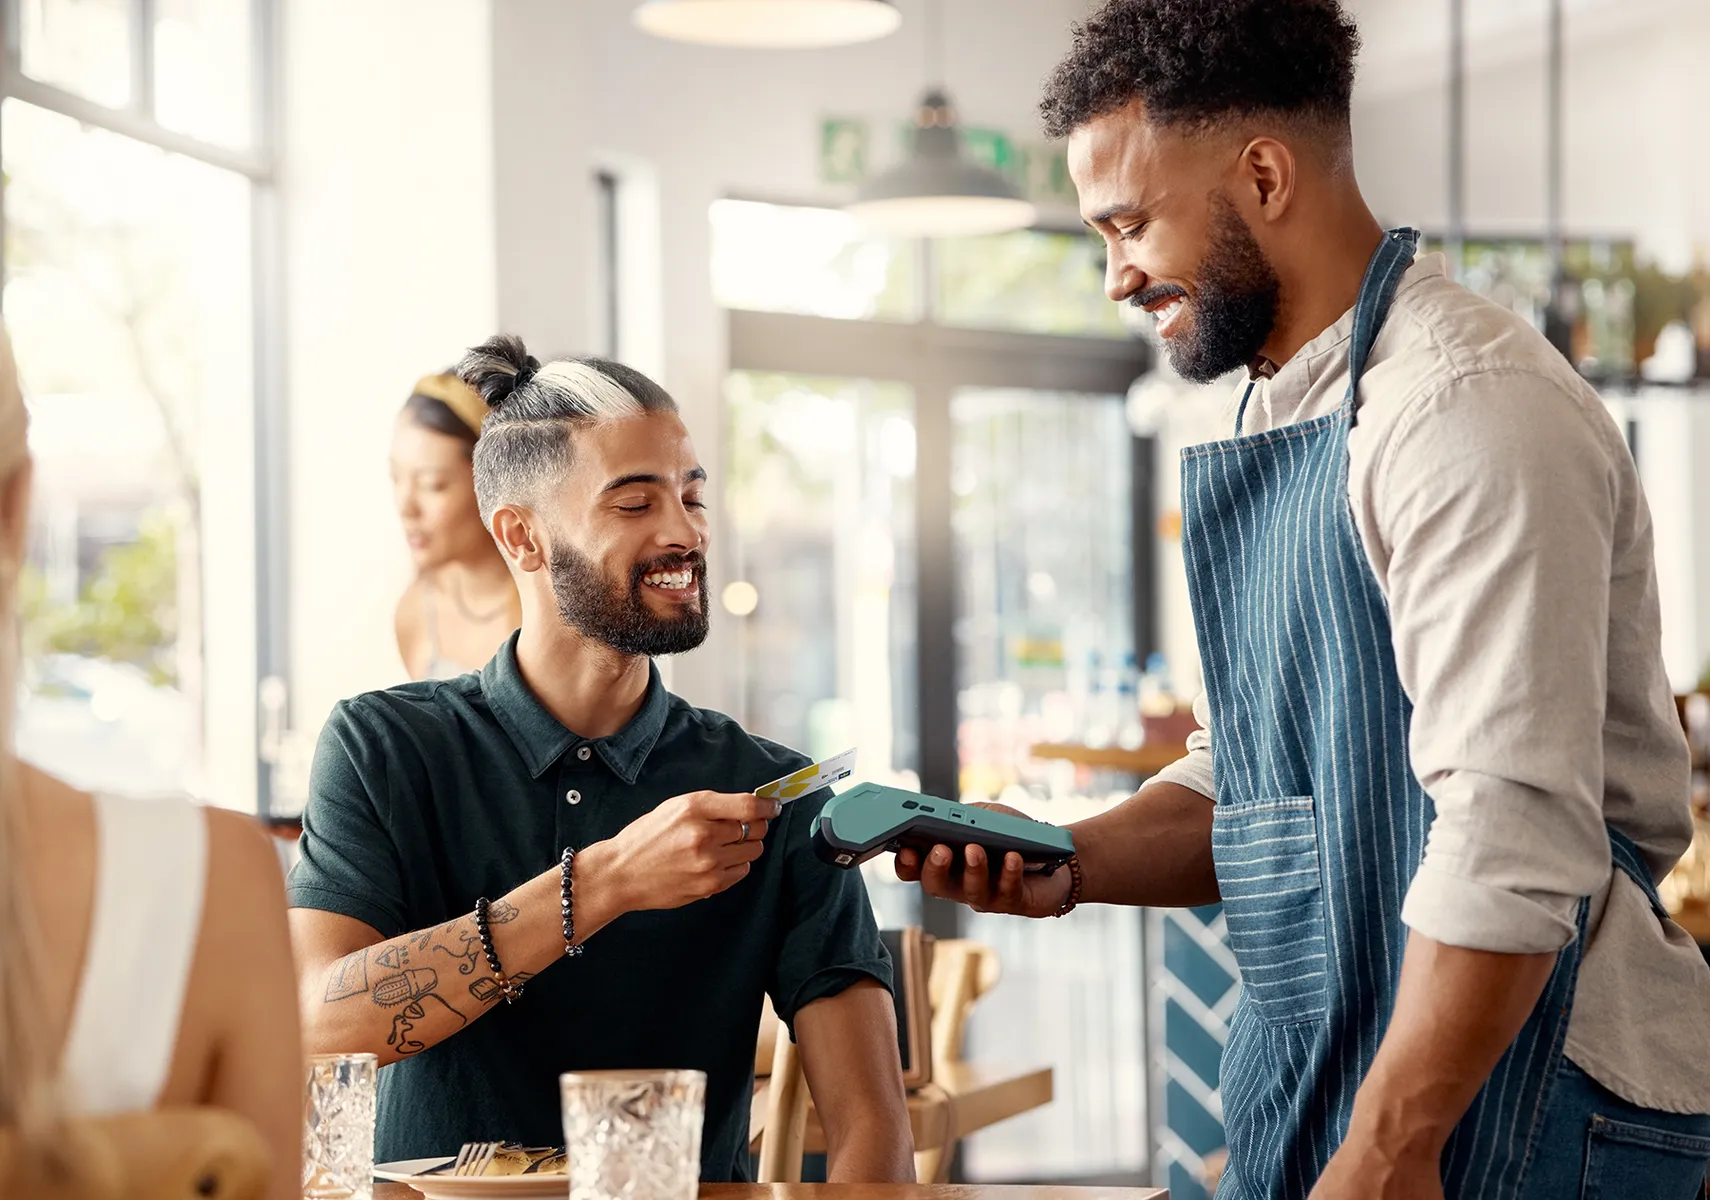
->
xmin=372 ymin=967 xmax=468 ymax=1056
xmin=432 ymin=925 xmax=484 ymax=976
xmin=324 ymin=950 xmax=370 ymax=1002
xmin=489 ymin=899 xmax=520 ymax=924
xmin=470 ymin=970 xmax=535 ymax=1006
xmin=321 ymin=916 xmax=527 ymax=1054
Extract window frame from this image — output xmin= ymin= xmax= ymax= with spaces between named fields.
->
xmin=0 ymin=0 xmax=287 ymax=814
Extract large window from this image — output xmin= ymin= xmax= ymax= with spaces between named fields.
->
xmin=717 ymin=199 xmax=1153 ymax=1181
xmin=3 ymin=0 xmax=276 ymax=805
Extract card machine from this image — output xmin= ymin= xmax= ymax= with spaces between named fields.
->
xmin=810 ymin=781 xmax=1076 ymax=878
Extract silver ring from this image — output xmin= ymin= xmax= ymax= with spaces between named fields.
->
xmin=738 ymin=822 xmax=751 ymax=844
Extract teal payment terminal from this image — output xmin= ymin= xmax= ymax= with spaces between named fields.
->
xmin=809 ymin=782 xmax=1075 ymax=879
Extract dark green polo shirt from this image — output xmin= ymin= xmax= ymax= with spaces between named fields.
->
xmin=287 ymin=634 xmax=891 ymax=1179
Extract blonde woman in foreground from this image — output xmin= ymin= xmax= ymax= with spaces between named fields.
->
xmin=0 ymin=327 xmax=302 ymax=1200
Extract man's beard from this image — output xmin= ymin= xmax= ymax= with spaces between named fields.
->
xmin=1136 ymin=197 xmax=1281 ymax=384
xmin=549 ymin=544 xmax=710 ymax=657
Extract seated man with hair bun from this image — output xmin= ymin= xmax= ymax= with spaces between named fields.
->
xmin=288 ymin=336 xmax=914 ymax=1182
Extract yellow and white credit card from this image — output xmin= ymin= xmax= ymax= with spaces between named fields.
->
xmin=756 ymin=749 xmax=857 ymax=804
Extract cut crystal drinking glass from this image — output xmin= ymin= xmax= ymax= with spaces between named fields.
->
xmin=303 ymin=1052 xmax=378 ymax=1200
xmin=560 ymin=1069 xmax=706 ymax=1200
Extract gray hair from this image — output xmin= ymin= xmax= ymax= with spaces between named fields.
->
xmin=455 ymin=335 xmax=679 ymax=525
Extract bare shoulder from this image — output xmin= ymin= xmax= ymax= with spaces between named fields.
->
xmin=201 ymin=807 xmax=290 ymax=935
xmin=394 ymin=577 xmax=427 ymax=664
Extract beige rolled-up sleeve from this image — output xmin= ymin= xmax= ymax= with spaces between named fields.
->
xmin=1375 ymin=370 xmax=1617 ymax=954
xmin=1145 ymin=689 xmax=1217 ymax=801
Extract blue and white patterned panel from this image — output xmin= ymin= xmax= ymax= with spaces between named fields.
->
xmin=1150 ymin=903 xmax=1239 ymax=1200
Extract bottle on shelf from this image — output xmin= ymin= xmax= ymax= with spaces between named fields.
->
xmin=1082 ymin=650 xmax=1114 ymax=749
xmin=1139 ymin=652 xmax=1177 ymax=718
xmin=1116 ymin=652 xmax=1144 ymax=750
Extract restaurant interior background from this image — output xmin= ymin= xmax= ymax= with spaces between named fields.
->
xmin=8 ymin=0 xmax=1710 ymax=1196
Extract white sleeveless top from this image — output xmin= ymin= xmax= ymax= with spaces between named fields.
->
xmin=418 ymin=577 xmax=478 ymax=681
xmin=59 ymin=793 xmax=208 ymax=1115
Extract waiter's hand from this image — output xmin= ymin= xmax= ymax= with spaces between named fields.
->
xmin=893 ymin=803 xmax=1072 ymax=918
xmin=1306 ymin=1133 xmax=1445 ymax=1200
xmin=598 ymin=790 xmax=779 ymax=912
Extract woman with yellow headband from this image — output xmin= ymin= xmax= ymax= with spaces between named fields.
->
xmin=391 ymin=372 xmax=521 ymax=679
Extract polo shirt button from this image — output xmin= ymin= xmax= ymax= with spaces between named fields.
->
xmin=566 ymin=790 xmax=582 ymax=805
xmin=577 ymin=747 xmax=591 ymax=761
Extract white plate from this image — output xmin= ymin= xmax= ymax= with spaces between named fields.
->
xmin=373 ymin=1158 xmax=568 ymax=1198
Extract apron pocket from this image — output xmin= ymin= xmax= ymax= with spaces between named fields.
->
xmin=1212 ymin=795 xmax=1328 ymax=1025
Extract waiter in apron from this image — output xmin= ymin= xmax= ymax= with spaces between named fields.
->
xmin=899 ymin=1 xmax=1710 ymax=1197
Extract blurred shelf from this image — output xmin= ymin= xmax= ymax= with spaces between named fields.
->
xmin=1029 ymin=741 xmax=1188 ymax=775
xmin=1673 ymin=902 xmax=1710 ymax=946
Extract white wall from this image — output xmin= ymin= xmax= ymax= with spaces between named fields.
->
xmin=281 ymin=0 xmax=499 ymax=780
xmin=489 ymin=0 xmax=1094 ymax=715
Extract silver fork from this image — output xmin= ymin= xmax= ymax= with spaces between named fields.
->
xmin=451 ymin=1141 xmax=500 ymax=1177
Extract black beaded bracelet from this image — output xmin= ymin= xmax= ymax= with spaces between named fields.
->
xmin=561 ymin=847 xmax=584 ymax=958
xmin=474 ymin=896 xmax=524 ymax=1003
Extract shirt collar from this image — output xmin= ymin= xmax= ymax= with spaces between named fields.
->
xmin=480 ymin=632 xmax=671 ymax=784
xmin=1246 ymin=252 xmax=1448 ymax=406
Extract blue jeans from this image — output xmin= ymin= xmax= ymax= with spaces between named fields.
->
xmin=1520 ymin=1059 xmax=1710 ymax=1200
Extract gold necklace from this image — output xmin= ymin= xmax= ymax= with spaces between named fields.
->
xmin=448 ymin=573 xmax=510 ymax=624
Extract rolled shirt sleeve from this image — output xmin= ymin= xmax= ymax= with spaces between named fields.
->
xmin=1374 ymin=369 xmax=1619 ymax=954
xmin=765 ymin=783 xmax=893 ymax=1032
xmin=1146 ymin=689 xmax=1217 ymax=802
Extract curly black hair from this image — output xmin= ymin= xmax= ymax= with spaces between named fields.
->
xmin=1039 ymin=0 xmax=1361 ymax=140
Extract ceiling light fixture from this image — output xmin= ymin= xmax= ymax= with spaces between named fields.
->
xmin=844 ymin=0 xmax=1036 ymax=237
xmin=633 ymin=0 xmax=901 ymax=50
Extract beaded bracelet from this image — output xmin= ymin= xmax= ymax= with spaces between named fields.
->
xmin=561 ymin=847 xmax=584 ymax=958
xmin=474 ymin=896 xmax=524 ymax=1003
xmin=1052 ymin=855 xmax=1085 ymax=918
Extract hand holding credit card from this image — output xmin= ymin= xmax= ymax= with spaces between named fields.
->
xmin=756 ymin=748 xmax=857 ymax=803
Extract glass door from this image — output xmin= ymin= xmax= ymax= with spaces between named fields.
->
xmin=718 ymin=199 xmax=1155 ymax=1183
xmin=952 ymin=386 xmax=1147 ymax=1180
xmin=722 ymin=369 xmax=922 ymax=928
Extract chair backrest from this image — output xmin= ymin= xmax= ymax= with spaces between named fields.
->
xmin=927 ymin=939 xmax=1001 ymax=1073
xmin=752 ymin=925 xmax=941 ymax=1183
xmin=0 ymin=1108 xmax=270 ymax=1200
xmin=754 ymin=1020 xmax=811 ymax=1184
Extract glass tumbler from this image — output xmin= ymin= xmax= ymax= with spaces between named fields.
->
xmin=303 ymin=1051 xmax=378 ymax=1200
xmin=560 ymin=1069 xmax=706 ymax=1200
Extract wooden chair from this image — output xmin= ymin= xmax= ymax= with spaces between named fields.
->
xmin=926 ymin=939 xmax=1001 ymax=1078
xmin=753 ymin=1005 xmax=956 ymax=1185
xmin=753 ymin=937 xmax=1006 ymax=1185
xmin=915 ymin=939 xmax=1000 ymax=1183
xmin=0 ymin=1107 xmax=269 ymax=1200
xmin=753 ymin=1003 xmax=812 ymax=1184
xmin=752 ymin=928 xmax=954 ymax=1184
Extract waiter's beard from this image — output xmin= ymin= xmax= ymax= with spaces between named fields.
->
xmin=549 ymin=543 xmax=710 ymax=657
xmin=1149 ymin=197 xmax=1282 ymax=384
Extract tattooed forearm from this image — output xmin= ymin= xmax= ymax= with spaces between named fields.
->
xmin=369 ymin=967 xmax=468 ymax=1055
xmin=305 ymin=881 xmax=561 ymax=1065
xmin=324 ymin=949 xmax=370 ymax=1002
xmin=432 ymin=926 xmax=483 ymax=976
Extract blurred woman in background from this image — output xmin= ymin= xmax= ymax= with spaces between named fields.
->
xmin=0 ymin=325 xmax=301 ymax=1199
xmin=392 ymin=373 xmax=520 ymax=679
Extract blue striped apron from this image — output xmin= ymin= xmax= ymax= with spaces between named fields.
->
xmin=1180 ymin=227 xmax=1664 ymax=1199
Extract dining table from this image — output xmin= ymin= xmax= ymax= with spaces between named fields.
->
xmin=373 ymin=1184 xmax=1169 ymax=1200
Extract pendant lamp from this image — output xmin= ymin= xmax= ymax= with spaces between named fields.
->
xmin=847 ymin=89 xmax=1037 ymax=236
xmin=633 ymin=0 xmax=901 ymax=49
xmin=845 ymin=1 xmax=1036 ymax=237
